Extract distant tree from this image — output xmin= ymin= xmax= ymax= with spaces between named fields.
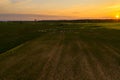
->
xmin=34 ymin=19 xmax=37 ymax=22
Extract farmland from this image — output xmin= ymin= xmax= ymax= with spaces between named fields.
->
xmin=0 ymin=21 xmax=120 ymax=80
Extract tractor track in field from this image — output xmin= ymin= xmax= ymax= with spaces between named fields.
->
xmin=80 ymin=41 xmax=110 ymax=80
xmin=76 ymin=41 xmax=96 ymax=80
xmin=95 ymin=43 xmax=120 ymax=80
xmin=0 ymin=33 xmax=64 ymax=79
xmin=38 ymin=34 xmax=64 ymax=80
xmin=0 ymin=31 xmax=120 ymax=80
xmin=79 ymin=41 xmax=120 ymax=80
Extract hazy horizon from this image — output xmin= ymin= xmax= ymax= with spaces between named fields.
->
xmin=0 ymin=14 xmax=74 ymax=21
xmin=0 ymin=14 xmax=116 ymax=21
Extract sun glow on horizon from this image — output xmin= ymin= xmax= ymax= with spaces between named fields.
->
xmin=116 ymin=14 xmax=120 ymax=19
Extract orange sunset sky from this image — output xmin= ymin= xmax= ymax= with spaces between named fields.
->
xmin=0 ymin=0 xmax=120 ymax=20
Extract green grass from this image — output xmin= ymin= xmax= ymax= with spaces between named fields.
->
xmin=0 ymin=22 xmax=51 ymax=53
xmin=96 ymin=23 xmax=120 ymax=29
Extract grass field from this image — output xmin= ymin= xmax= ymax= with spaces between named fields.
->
xmin=0 ymin=22 xmax=120 ymax=80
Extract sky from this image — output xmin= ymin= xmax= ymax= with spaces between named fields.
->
xmin=0 ymin=0 xmax=120 ymax=20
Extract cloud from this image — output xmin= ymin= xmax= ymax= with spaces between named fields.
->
xmin=10 ymin=0 xmax=24 ymax=3
xmin=9 ymin=0 xmax=31 ymax=4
